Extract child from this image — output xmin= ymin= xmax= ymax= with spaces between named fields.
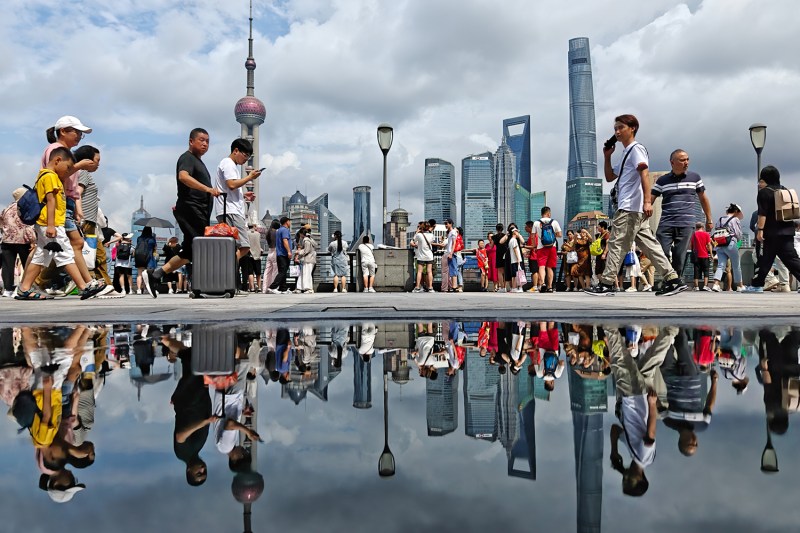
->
xmin=16 ymin=148 xmax=104 ymax=300
xmin=476 ymin=239 xmax=489 ymax=292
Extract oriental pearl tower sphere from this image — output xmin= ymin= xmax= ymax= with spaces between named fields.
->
xmin=235 ymin=0 xmax=267 ymax=226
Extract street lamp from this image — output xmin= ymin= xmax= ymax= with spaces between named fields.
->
xmin=378 ymin=351 xmax=395 ymax=477
xmin=749 ymin=123 xmax=767 ymax=181
xmin=377 ymin=123 xmax=393 ymax=244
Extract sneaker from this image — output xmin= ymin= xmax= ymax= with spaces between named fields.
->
xmin=293 ymin=289 xmax=303 ymax=294
xmin=280 ymin=289 xmax=293 ymax=294
xmin=736 ymin=286 xmax=745 ymax=292
xmin=303 ymin=289 xmax=314 ymax=294
xmin=702 ymin=286 xmax=712 ymax=292
xmin=79 ymin=283 xmax=104 ymax=300
xmin=96 ymin=284 xmax=116 ymax=298
xmin=412 ymin=287 xmax=423 ymax=293
xmin=98 ymin=290 xmax=126 ymax=299
xmin=368 ymin=287 xmax=376 ymax=293
xmin=497 ymin=288 xmax=507 ymax=293
xmin=693 ymin=287 xmax=700 ymax=291
xmin=625 ymin=286 xmax=638 ymax=292
xmin=266 ymin=288 xmax=279 ymax=294
xmin=46 ymin=287 xmax=66 ymax=297
xmin=584 ymin=283 xmax=615 ymax=296
xmin=710 ymin=284 xmax=721 ymax=292
xmin=655 ymin=278 xmax=689 ymax=297
xmin=141 ymin=270 xmax=158 ymax=299
xmin=363 ymin=288 xmax=369 ymax=293
xmin=527 ymin=286 xmax=538 ymax=293
xmin=341 ymin=288 xmax=347 ymax=293
xmin=64 ymin=280 xmax=78 ymax=296
xmin=742 ymin=286 xmax=764 ymax=293
xmin=515 ymin=288 xmax=524 ymax=293
xmin=1 ymin=290 xmax=12 ymax=298
xmin=427 ymin=288 xmax=436 ymax=293
xmin=642 ymin=284 xmax=653 ymax=292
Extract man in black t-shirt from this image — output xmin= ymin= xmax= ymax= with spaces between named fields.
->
xmin=746 ymin=165 xmax=800 ymax=291
xmin=492 ymin=223 xmax=508 ymax=292
xmin=142 ymin=128 xmax=221 ymax=298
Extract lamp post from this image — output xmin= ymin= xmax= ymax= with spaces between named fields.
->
xmin=377 ymin=123 xmax=393 ymax=245
xmin=378 ymin=351 xmax=395 ymax=477
xmin=749 ymin=123 xmax=767 ymax=182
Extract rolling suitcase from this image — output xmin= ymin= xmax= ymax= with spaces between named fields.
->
xmin=191 ymin=193 xmax=238 ymax=298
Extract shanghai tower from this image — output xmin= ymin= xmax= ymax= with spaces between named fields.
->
xmin=564 ymin=37 xmax=601 ymax=227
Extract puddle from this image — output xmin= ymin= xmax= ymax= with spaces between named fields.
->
xmin=1 ymin=321 xmax=798 ymax=532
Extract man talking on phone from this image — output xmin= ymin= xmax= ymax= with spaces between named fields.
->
xmin=214 ymin=138 xmax=263 ymax=262
xmin=585 ymin=114 xmax=687 ymax=297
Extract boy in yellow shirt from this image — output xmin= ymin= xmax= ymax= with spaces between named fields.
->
xmin=16 ymin=147 xmax=103 ymax=300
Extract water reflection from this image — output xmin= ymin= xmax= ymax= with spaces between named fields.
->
xmin=2 ymin=321 xmax=800 ymax=531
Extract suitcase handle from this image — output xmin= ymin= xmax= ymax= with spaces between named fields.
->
xmin=221 ymin=192 xmax=228 ymax=219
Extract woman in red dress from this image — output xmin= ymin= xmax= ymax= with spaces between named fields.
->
xmin=486 ymin=231 xmax=497 ymax=291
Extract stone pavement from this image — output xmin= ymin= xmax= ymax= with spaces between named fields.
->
xmin=1 ymin=290 xmax=799 ymax=325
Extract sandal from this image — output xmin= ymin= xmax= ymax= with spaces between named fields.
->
xmin=15 ymin=289 xmax=53 ymax=300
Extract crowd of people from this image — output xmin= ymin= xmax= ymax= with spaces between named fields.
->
xmin=1 ymin=113 xmax=799 ymax=299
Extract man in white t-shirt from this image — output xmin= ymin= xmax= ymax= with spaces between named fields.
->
xmin=444 ymin=218 xmax=459 ymax=291
xmin=532 ymin=206 xmax=562 ymax=293
xmin=410 ymin=222 xmax=435 ymax=292
xmin=215 ymin=138 xmax=262 ymax=260
xmin=585 ymin=114 xmax=686 ymax=297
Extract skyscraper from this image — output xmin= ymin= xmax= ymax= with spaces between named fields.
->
xmin=530 ymin=191 xmax=547 ymax=221
xmin=463 ymin=348 xmax=499 ymax=441
xmin=495 ymin=139 xmax=516 ymax=228
xmin=309 ymin=193 xmax=341 ymax=251
xmin=426 ymin=372 xmax=458 ymax=436
xmin=502 ymin=116 xmax=531 ymax=191
xmin=234 ymin=1 xmax=267 ymax=226
xmin=461 ymin=152 xmax=496 ymax=246
xmin=565 ymin=37 xmax=601 ymax=226
xmin=514 ymin=183 xmax=531 ymax=228
xmin=424 ymin=158 xmax=456 ymax=223
xmin=352 ymin=186 xmax=371 ymax=244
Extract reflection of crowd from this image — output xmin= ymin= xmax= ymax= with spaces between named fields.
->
xmin=5 ymin=321 xmax=800 ymax=505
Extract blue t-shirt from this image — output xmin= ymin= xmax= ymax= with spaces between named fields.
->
xmin=651 ymin=171 xmax=705 ymax=228
xmin=275 ymin=226 xmax=292 ymax=257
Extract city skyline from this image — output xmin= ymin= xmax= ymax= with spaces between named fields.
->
xmin=424 ymin=158 xmax=457 ymax=224
xmin=0 ymin=1 xmax=796 ymax=246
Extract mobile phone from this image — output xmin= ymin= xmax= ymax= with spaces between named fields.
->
xmin=603 ymin=134 xmax=617 ymax=150
xmin=258 ymin=167 xmax=266 ymax=172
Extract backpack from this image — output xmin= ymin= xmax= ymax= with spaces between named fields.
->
xmin=589 ymin=237 xmax=604 ymax=256
xmin=539 ymin=219 xmax=556 ymax=247
xmin=10 ymin=390 xmax=41 ymax=431
xmin=711 ymin=216 xmax=735 ymax=247
xmin=17 ymin=171 xmax=49 ymax=226
xmin=117 ymin=242 xmax=132 ymax=261
xmin=774 ymin=187 xmax=800 ymax=221
xmin=454 ymin=234 xmax=464 ymax=252
xmin=135 ymin=238 xmax=151 ymax=264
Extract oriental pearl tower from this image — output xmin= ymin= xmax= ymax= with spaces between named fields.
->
xmin=235 ymin=0 xmax=267 ymax=226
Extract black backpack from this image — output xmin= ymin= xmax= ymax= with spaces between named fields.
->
xmin=11 ymin=390 xmax=41 ymax=432
xmin=117 ymin=242 xmax=132 ymax=261
xmin=135 ymin=238 xmax=151 ymax=264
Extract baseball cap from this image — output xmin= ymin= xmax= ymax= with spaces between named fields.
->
xmin=122 ymin=233 xmax=133 ymax=239
xmin=47 ymin=484 xmax=86 ymax=503
xmin=54 ymin=116 xmax=92 ymax=133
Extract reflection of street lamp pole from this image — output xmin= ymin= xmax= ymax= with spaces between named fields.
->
xmin=378 ymin=352 xmax=396 ymax=477
xmin=761 ymin=418 xmax=779 ymax=473
xmin=749 ymin=123 xmax=767 ymax=183
xmin=377 ymin=124 xmax=393 ymax=245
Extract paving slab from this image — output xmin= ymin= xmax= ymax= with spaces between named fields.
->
xmin=1 ymin=290 xmax=799 ymax=326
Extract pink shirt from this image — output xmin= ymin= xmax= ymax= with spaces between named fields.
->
xmin=42 ymin=142 xmax=80 ymax=200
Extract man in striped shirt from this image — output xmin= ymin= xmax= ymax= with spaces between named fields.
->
xmin=651 ymin=149 xmax=713 ymax=278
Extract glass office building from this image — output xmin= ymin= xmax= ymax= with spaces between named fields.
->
xmin=462 ymin=152 xmax=496 ymax=246
xmin=352 ymin=186 xmax=371 ymax=243
xmin=530 ymin=191 xmax=547 ymax=221
xmin=424 ymin=158 xmax=456 ymax=223
xmin=503 ymin=116 xmax=532 ymax=192
xmin=514 ymin=184 xmax=530 ymax=228
xmin=494 ymin=139 xmax=516 ymax=229
xmin=565 ymin=37 xmax=601 ymax=225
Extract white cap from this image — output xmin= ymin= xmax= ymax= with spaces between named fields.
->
xmin=47 ymin=484 xmax=86 ymax=503
xmin=122 ymin=233 xmax=133 ymax=239
xmin=54 ymin=115 xmax=92 ymax=133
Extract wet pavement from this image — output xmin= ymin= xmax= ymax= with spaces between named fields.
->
xmin=1 ymin=320 xmax=799 ymax=532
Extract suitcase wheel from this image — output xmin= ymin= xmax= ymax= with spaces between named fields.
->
xmin=189 ymin=290 xmax=200 ymax=299
xmin=223 ymin=291 xmax=233 ymax=299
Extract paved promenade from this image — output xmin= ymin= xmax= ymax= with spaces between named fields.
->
xmin=1 ymin=291 xmax=799 ymax=325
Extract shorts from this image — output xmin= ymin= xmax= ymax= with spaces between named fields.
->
xmin=537 ymin=246 xmax=558 ymax=268
xmin=174 ymin=206 xmax=210 ymax=261
xmin=217 ymin=213 xmax=250 ymax=249
xmin=252 ymin=257 xmax=262 ymax=277
xmin=417 ymin=259 xmax=433 ymax=266
xmin=31 ymin=225 xmax=75 ymax=268
xmin=529 ymin=258 xmax=539 ymax=272
xmin=694 ymin=257 xmax=710 ymax=279
xmin=510 ymin=262 xmax=521 ymax=277
xmin=361 ymin=262 xmax=376 ymax=277
xmin=64 ymin=206 xmax=78 ymax=233
xmin=448 ymin=256 xmax=458 ymax=277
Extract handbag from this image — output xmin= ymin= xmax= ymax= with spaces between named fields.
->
xmin=590 ymin=238 xmax=604 ymax=256
xmin=566 ymin=251 xmax=578 ymax=264
xmin=289 ymin=265 xmax=301 ymax=277
xmin=516 ymin=268 xmax=527 ymax=286
xmin=711 ymin=216 xmax=735 ymax=246
xmin=623 ymin=250 xmax=636 ymax=266
xmin=82 ymin=234 xmax=97 ymax=270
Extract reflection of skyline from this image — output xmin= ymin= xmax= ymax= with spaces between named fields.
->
xmin=464 ymin=348 xmax=498 ymax=441
xmin=426 ymin=372 xmax=459 ymax=436
xmin=499 ymin=371 xmax=536 ymax=480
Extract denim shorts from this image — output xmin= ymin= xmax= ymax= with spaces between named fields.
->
xmin=65 ymin=198 xmax=78 ymax=232
xmin=448 ymin=256 xmax=458 ymax=276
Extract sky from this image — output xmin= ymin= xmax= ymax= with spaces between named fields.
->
xmin=0 ymin=0 xmax=798 ymax=239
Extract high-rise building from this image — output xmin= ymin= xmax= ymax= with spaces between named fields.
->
xmin=424 ymin=158 xmax=456 ymax=223
xmin=530 ymin=191 xmax=547 ymax=222
xmin=498 ymin=372 xmax=536 ymax=480
xmin=234 ymin=1 xmax=267 ymax=226
xmin=567 ymin=210 xmax=609 ymax=234
xmin=494 ymin=139 xmax=516 ymax=228
xmin=282 ymin=191 xmax=319 ymax=237
xmin=352 ymin=186 xmax=371 ymax=244
xmin=461 ymin=152 xmax=496 ymax=246
xmin=352 ymin=348 xmax=371 ymax=409
xmin=602 ymin=194 xmax=612 ymax=218
xmin=309 ymin=193 xmax=341 ymax=251
xmin=426 ymin=372 xmax=458 ymax=436
xmin=386 ymin=207 xmax=410 ymax=248
xmin=514 ymin=184 xmax=531 ymax=228
xmin=463 ymin=348 xmax=499 ymax=441
xmin=502 ymin=116 xmax=531 ymax=191
xmin=565 ymin=37 xmax=601 ymax=226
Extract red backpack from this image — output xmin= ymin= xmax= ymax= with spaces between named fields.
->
xmin=454 ymin=235 xmax=464 ymax=252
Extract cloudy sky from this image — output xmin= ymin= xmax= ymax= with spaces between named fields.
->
xmin=0 ymin=0 xmax=798 ymax=237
